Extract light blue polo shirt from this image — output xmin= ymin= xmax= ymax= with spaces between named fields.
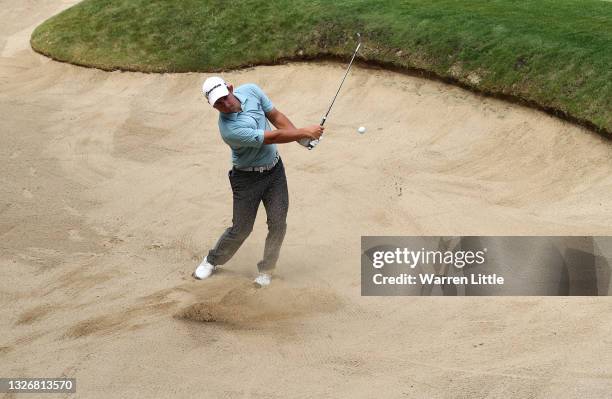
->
xmin=218 ymin=83 xmax=278 ymax=168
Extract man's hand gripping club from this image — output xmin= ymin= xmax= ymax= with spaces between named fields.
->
xmin=263 ymin=108 xmax=324 ymax=145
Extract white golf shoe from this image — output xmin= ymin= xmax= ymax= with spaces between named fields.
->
xmin=194 ymin=257 xmax=216 ymax=280
xmin=253 ymin=272 xmax=272 ymax=287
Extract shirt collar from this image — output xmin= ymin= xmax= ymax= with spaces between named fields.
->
xmin=220 ymin=92 xmax=248 ymax=121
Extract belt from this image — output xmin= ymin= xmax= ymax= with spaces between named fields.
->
xmin=234 ymin=154 xmax=280 ymax=173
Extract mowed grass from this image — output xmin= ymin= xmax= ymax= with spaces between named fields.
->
xmin=31 ymin=0 xmax=612 ymax=134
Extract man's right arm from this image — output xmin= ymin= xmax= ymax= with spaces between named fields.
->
xmin=263 ymin=125 xmax=324 ymax=144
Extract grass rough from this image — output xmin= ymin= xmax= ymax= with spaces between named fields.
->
xmin=31 ymin=0 xmax=612 ymax=135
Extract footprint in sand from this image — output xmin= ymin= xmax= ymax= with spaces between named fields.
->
xmin=68 ymin=229 xmax=83 ymax=241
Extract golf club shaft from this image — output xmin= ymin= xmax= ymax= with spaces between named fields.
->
xmin=305 ymin=38 xmax=362 ymax=150
xmin=320 ymin=41 xmax=362 ymax=127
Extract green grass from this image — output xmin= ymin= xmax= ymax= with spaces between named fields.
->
xmin=31 ymin=0 xmax=612 ymax=134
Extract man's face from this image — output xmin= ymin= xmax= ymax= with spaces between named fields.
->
xmin=213 ymin=85 xmax=242 ymax=114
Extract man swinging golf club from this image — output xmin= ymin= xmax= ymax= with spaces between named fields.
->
xmin=194 ymin=77 xmax=324 ymax=286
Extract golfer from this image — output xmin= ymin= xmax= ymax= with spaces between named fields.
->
xmin=194 ymin=77 xmax=324 ymax=286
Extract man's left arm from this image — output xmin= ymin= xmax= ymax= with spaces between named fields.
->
xmin=254 ymin=83 xmax=312 ymax=147
xmin=266 ymin=108 xmax=297 ymax=130
xmin=251 ymin=84 xmax=297 ymax=130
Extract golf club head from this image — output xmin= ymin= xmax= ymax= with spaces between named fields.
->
xmin=297 ymin=137 xmax=321 ymax=149
xmin=307 ymin=138 xmax=321 ymax=150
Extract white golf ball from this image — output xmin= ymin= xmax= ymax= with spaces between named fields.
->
xmin=358 ymin=126 xmax=366 ymax=134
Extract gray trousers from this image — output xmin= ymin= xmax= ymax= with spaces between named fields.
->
xmin=207 ymin=158 xmax=288 ymax=272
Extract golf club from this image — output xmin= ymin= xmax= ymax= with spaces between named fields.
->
xmin=299 ymin=33 xmax=362 ymax=150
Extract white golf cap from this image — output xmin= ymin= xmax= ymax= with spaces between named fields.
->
xmin=202 ymin=76 xmax=229 ymax=106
